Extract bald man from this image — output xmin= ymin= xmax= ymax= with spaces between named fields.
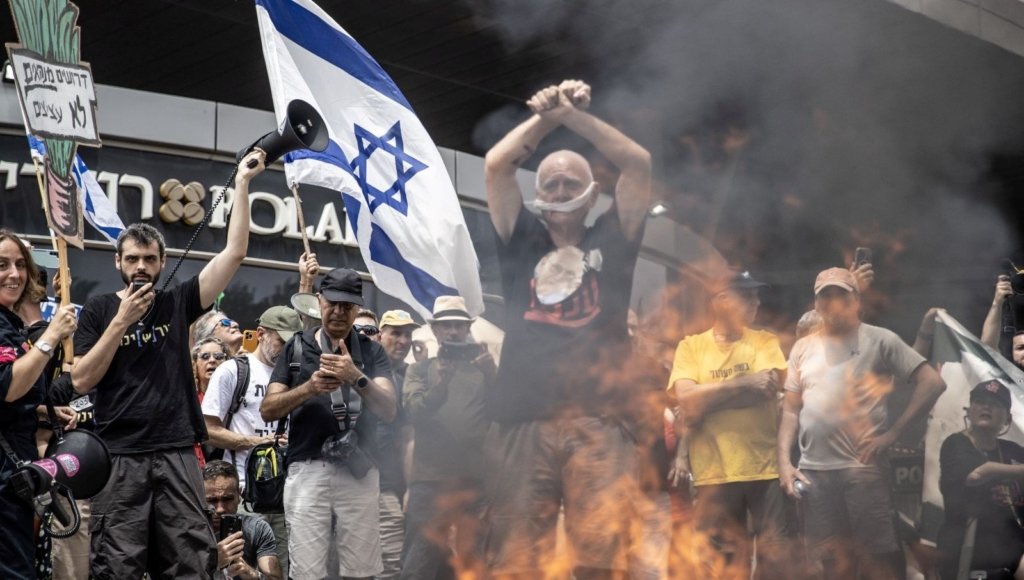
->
xmin=482 ymin=80 xmax=652 ymax=579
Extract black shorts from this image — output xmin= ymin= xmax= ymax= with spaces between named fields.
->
xmin=89 ymin=448 xmax=217 ymax=579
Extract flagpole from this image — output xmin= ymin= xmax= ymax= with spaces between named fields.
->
xmin=291 ymin=183 xmax=312 ymax=257
xmin=28 ymin=157 xmax=75 ymax=364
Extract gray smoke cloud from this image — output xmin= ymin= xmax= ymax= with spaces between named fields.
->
xmin=467 ymin=0 xmax=1024 ymax=338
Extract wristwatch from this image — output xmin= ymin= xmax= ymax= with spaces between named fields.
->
xmin=355 ymin=376 xmax=369 ymax=390
xmin=35 ymin=340 xmax=54 ymax=358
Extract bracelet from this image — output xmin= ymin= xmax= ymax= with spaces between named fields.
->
xmin=917 ymin=330 xmax=934 ymax=338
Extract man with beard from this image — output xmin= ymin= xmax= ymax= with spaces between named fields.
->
xmin=71 ymin=150 xmax=266 ymax=579
xmin=778 ymin=268 xmax=947 ymax=580
xmin=203 ymin=306 xmax=303 ymax=576
xmin=483 ymin=79 xmax=651 ymax=578
xmin=261 ymin=267 xmax=397 ymax=579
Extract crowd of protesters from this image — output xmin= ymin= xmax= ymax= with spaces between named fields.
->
xmin=0 ymin=79 xmax=1022 ymax=580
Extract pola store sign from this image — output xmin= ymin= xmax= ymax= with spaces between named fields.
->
xmin=0 ymin=136 xmax=357 ymax=253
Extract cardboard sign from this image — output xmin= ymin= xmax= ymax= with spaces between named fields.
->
xmin=7 ymin=49 xmax=99 ymax=145
xmin=7 ymin=0 xmax=101 ymax=250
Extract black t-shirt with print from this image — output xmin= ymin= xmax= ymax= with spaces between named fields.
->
xmin=269 ymin=327 xmax=392 ymax=466
xmin=938 ymin=432 xmax=1024 ymax=574
xmin=490 ymin=205 xmax=643 ymax=423
xmin=74 ymin=276 xmax=209 ymax=454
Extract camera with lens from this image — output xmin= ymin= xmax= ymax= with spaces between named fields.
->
xmin=1001 ymin=267 xmax=1024 ymax=333
xmin=438 ymin=341 xmax=484 ymax=362
xmin=321 ymin=429 xmax=359 ymax=464
xmin=320 ymin=429 xmax=373 ymax=479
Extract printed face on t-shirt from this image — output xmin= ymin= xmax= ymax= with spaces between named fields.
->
xmin=525 ymin=246 xmax=604 ymax=328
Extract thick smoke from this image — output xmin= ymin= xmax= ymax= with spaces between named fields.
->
xmin=468 ymin=0 xmax=1024 ymax=339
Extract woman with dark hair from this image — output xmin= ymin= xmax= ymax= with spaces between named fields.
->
xmin=938 ymin=380 xmax=1024 ymax=580
xmin=0 ymin=231 xmax=78 ymax=578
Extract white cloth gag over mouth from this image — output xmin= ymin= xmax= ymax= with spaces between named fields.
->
xmin=529 ymin=181 xmax=597 ymax=213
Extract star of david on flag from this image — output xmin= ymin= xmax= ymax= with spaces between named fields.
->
xmin=254 ymin=0 xmax=483 ymax=319
xmin=350 ymin=121 xmax=426 ymax=215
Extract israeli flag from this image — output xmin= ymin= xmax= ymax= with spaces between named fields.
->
xmin=255 ymin=0 xmax=483 ymax=319
xmin=27 ymin=135 xmax=125 ymax=245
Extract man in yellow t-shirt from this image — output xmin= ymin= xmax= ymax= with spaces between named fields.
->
xmin=669 ymin=270 xmax=792 ymax=579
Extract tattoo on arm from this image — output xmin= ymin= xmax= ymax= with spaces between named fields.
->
xmin=511 ymin=144 xmax=535 ymax=167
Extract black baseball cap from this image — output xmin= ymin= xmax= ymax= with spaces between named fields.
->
xmin=712 ymin=270 xmax=768 ymax=294
xmin=971 ymin=380 xmax=1012 ymax=410
xmin=317 ymin=268 xmax=364 ymax=305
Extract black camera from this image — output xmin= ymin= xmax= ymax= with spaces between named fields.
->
xmin=438 ymin=341 xmax=483 ymax=361
xmin=321 ymin=429 xmax=359 ymax=464
xmin=130 ymin=280 xmax=148 ymax=295
xmin=320 ymin=429 xmax=372 ymax=479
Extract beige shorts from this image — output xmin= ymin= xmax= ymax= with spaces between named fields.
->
xmin=284 ymin=459 xmax=382 ymax=579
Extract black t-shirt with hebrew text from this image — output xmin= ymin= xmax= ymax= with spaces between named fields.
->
xmin=490 ymin=206 xmax=642 ymax=423
xmin=74 ymin=276 xmax=209 ymax=454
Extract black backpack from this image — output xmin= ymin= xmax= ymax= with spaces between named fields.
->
xmin=242 ymin=335 xmax=302 ymax=513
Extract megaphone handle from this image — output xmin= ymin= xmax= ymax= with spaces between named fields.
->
xmin=291 ymin=184 xmax=311 ymax=257
xmin=45 ymin=485 xmax=81 ymax=538
xmin=49 ymin=488 xmax=72 ymax=527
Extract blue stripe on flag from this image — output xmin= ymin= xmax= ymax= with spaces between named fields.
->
xmin=27 ymin=135 xmax=45 ymax=159
xmin=284 ymin=138 xmax=349 ymax=168
xmin=368 ymin=222 xmax=458 ymax=311
xmin=341 ymin=192 xmax=362 ymax=237
xmin=256 ymin=0 xmax=413 ymax=112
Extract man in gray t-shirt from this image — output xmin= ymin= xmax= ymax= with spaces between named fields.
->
xmin=777 ymin=268 xmax=946 ymax=580
xmin=204 ymin=460 xmax=283 ymax=580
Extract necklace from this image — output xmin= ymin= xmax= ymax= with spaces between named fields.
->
xmin=135 ymin=293 xmax=156 ymax=327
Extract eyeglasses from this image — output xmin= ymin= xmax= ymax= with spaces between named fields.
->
xmin=218 ymin=319 xmax=240 ymax=331
xmin=197 ymin=352 xmax=227 ymax=361
xmin=355 ymin=325 xmax=379 ymax=336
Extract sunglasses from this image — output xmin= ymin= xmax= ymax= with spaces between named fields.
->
xmin=355 ymin=324 xmax=379 ymax=336
xmin=218 ymin=319 xmax=240 ymax=331
xmin=196 ymin=352 xmax=227 ymax=361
